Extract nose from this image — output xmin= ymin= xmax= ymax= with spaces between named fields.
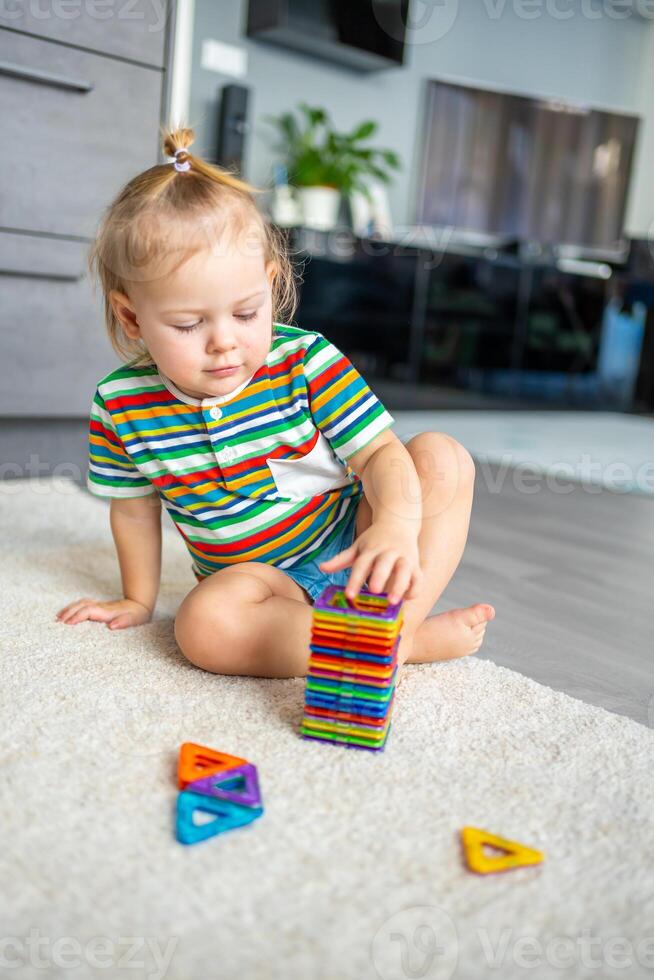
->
xmin=205 ymin=319 xmax=237 ymax=353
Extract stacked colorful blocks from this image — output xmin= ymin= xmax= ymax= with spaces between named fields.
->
xmin=175 ymin=742 xmax=264 ymax=844
xmin=300 ymin=585 xmax=404 ymax=751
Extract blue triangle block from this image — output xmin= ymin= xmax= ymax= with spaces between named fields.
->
xmin=176 ymin=790 xmax=263 ymax=845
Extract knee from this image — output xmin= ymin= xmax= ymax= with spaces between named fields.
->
xmin=405 ymin=431 xmax=475 ymax=490
xmin=174 ymin=589 xmax=216 ymax=671
xmin=174 ymin=584 xmax=241 ymax=673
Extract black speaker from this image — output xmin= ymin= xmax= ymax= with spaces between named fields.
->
xmin=216 ymin=84 xmax=251 ymax=175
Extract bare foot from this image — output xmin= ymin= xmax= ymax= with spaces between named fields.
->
xmin=400 ymin=604 xmax=495 ymax=666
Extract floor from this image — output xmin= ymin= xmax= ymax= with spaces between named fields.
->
xmin=379 ymin=410 xmax=653 ymax=726
xmin=435 ymin=457 xmax=653 ymax=726
xmin=393 ymin=409 xmax=654 ymax=494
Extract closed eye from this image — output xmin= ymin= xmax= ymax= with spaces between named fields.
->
xmin=171 ymin=312 xmax=257 ymax=331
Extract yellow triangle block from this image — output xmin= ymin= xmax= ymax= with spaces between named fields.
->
xmin=460 ymin=826 xmax=545 ymax=875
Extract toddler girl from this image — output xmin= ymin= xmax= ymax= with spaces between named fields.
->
xmin=56 ymin=127 xmax=495 ymax=677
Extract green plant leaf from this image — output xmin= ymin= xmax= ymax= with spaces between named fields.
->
xmin=350 ymin=120 xmax=377 ymax=141
xmin=279 ymin=112 xmax=299 ymax=143
xmin=368 ymin=164 xmax=392 ymax=183
xmin=381 ymin=149 xmax=402 ymax=169
xmin=298 ymin=103 xmax=328 ymax=128
xmin=261 ymin=103 xmax=400 ymax=195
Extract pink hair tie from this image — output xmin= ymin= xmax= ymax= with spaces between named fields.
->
xmin=172 ymin=147 xmax=191 ymax=172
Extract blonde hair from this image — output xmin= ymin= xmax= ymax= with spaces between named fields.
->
xmin=88 ymin=125 xmax=300 ymax=367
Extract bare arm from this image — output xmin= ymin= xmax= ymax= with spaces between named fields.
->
xmin=110 ymin=494 xmax=162 ymax=613
xmin=320 ymin=436 xmax=423 ymax=603
xmin=56 ymin=492 xmax=162 ymax=629
xmin=357 ymin=438 xmax=422 ymax=533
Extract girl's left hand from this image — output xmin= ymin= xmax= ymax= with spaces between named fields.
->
xmin=319 ymin=522 xmax=422 ymax=604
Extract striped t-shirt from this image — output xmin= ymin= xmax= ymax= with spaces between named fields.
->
xmin=87 ymin=323 xmax=395 ymax=580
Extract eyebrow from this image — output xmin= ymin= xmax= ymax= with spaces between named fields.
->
xmin=161 ymin=290 xmax=266 ymax=315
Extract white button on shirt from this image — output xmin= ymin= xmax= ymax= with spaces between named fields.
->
xmin=156 ymin=368 xmax=257 ymax=415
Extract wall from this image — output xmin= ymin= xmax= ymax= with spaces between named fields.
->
xmin=624 ymin=19 xmax=654 ymax=236
xmin=188 ymin=0 xmax=651 ymax=235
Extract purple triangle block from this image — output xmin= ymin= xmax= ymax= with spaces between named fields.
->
xmin=187 ymin=762 xmax=262 ymax=808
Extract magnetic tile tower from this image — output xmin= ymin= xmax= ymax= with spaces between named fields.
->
xmin=300 ymin=585 xmax=404 ymax=751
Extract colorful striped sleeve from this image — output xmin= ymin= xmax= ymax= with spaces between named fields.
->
xmin=303 ymin=333 xmax=395 ymax=462
xmin=87 ymin=387 xmax=155 ymax=499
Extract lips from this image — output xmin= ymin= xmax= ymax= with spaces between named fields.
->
xmin=206 ymin=365 xmax=239 ymax=372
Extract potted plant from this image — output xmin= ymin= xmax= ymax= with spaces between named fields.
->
xmin=262 ymin=103 xmax=401 ymax=231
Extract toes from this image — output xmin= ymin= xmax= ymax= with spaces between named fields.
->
xmin=460 ymin=604 xmax=490 ymax=628
xmin=459 ymin=606 xmax=482 ymax=627
xmin=465 ymin=603 xmax=495 ymax=627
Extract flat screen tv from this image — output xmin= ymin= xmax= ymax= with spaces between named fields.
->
xmin=247 ymin=0 xmax=409 ymax=71
xmin=416 ymin=80 xmax=639 ymax=251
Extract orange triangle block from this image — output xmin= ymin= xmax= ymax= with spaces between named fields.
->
xmin=460 ymin=826 xmax=545 ymax=875
xmin=178 ymin=742 xmax=247 ymax=789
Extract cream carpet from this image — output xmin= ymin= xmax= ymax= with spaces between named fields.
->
xmin=2 ymin=478 xmax=654 ymax=980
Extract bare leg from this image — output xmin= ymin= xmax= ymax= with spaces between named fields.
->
xmin=175 ymin=561 xmax=318 ymax=678
xmin=348 ymin=432 xmax=495 ymax=667
xmin=173 ymin=432 xmax=494 ymax=678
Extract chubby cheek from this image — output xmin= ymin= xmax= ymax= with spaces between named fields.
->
xmin=148 ymin=329 xmax=199 ymax=375
xmin=227 ymin=320 xmax=271 ymax=367
xmin=253 ymin=316 xmax=273 ymax=359
xmin=175 ymin=335 xmax=206 ymax=375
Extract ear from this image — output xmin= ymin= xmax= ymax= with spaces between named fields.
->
xmin=265 ymin=260 xmax=278 ymax=289
xmin=109 ymin=289 xmax=141 ymax=341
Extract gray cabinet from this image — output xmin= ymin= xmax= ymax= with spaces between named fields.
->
xmin=0 ymin=0 xmax=169 ymax=66
xmin=0 ymin=1 xmax=176 ymax=422
xmin=0 ymin=232 xmax=117 ymax=415
xmin=0 ymin=31 xmax=165 ymax=238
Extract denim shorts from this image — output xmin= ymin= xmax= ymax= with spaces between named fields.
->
xmin=282 ymin=503 xmax=367 ymax=603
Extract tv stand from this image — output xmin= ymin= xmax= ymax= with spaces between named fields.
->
xmin=279 ymin=224 xmax=653 ymax=411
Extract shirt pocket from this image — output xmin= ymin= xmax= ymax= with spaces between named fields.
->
xmin=265 ymin=431 xmax=355 ymax=500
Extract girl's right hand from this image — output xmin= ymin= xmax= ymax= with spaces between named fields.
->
xmin=55 ymin=598 xmax=153 ymax=630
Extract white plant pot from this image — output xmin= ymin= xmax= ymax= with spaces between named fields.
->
xmin=297 ymin=185 xmax=341 ymax=231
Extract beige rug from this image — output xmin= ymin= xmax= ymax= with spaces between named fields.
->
xmin=2 ymin=478 xmax=653 ymax=980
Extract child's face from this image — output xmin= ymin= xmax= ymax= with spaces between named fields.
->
xmin=110 ymin=246 xmax=277 ymax=400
